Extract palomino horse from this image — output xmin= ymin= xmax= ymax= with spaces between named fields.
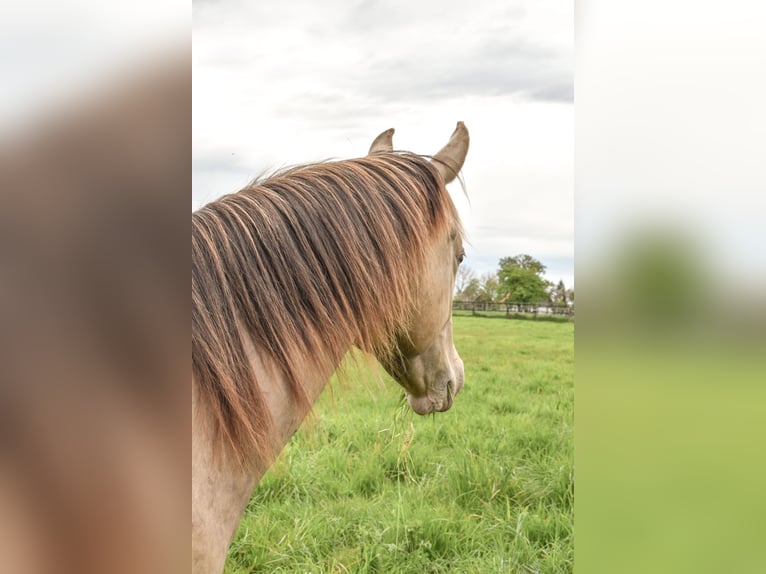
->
xmin=192 ymin=122 xmax=469 ymax=573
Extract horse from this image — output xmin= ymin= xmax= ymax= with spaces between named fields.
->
xmin=192 ymin=122 xmax=470 ymax=573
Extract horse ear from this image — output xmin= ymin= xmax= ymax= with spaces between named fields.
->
xmin=432 ymin=121 xmax=469 ymax=184
xmin=368 ymin=128 xmax=395 ymax=154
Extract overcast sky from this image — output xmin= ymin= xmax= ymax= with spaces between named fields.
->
xmin=193 ymin=0 xmax=573 ymax=286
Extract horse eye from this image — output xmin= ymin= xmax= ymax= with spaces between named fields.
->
xmin=457 ymin=253 xmax=465 ymax=264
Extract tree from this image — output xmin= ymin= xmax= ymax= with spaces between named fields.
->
xmin=609 ymin=231 xmax=705 ymax=323
xmin=454 ymin=265 xmax=476 ymax=297
xmin=498 ymin=254 xmax=551 ymax=304
xmin=550 ymin=279 xmax=568 ymax=306
xmin=498 ymin=254 xmax=547 ymax=276
xmin=457 ymin=277 xmax=481 ymax=301
xmin=478 ymin=272 xmax=500 ymax=304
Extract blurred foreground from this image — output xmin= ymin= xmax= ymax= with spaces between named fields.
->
xmin=0 ymin=46 xmax=189 ymax=574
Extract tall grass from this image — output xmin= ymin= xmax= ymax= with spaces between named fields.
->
xmin=225 ymin=317 xmax=573 ymax=573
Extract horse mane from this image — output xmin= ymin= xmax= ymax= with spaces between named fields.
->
xmin=192 ymin=152 xmax=460 ymax=469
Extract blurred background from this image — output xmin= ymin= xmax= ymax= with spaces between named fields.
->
xmin=577 ymin=1 xmax=766 ymax=572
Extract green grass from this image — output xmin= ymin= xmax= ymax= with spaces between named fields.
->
xmin=225 ymin=316 xmax=574 ymax=573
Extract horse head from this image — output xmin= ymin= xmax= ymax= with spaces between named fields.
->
xmin=370 ymin=122 xmax=469 ymax=414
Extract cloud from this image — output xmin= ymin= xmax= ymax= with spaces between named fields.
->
xmin=355 ymin=36 xmax=571 ymax=105
xmin=193 ymin=0 xmax=572 ymax=108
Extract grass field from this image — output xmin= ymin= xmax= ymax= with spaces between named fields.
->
xmin=225 ymin=316 xmax=574 ymax=573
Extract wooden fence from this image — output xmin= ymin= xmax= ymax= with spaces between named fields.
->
xmin=452 ymin=300 xmax=574 ymax=319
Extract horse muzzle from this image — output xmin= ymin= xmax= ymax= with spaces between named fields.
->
xmin=405 ymin=358 xmax=464 ymax=415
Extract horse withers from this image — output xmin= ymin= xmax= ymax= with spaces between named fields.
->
xmin=192 ymin=122 xmax=469 ymax=574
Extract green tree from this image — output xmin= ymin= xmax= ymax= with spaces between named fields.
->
xmin=498 ymin=254 xmax=551 ymax=304
xmin=478 ymin=272 xmax=500 ymax=304
xmin=459 ymin=277 xmax=481 ymax=301
xmin=499 ymin=254 xmax=547 ymax=275
xmin=609 ymin=231 xmax=705 ymax=323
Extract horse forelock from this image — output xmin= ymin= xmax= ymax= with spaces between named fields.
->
xmin=191 ymin=152 xmax=460 ymax=469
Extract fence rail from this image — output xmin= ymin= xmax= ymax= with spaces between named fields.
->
xmin=452 ymin=300 xmax=574 ymax=318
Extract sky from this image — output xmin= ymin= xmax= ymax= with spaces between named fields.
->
xmin=193 ymin=0 xmax=574 ymax=287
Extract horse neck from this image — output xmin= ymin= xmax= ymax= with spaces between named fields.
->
xmin=192 ymin=346 xmax=338 ymax=574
